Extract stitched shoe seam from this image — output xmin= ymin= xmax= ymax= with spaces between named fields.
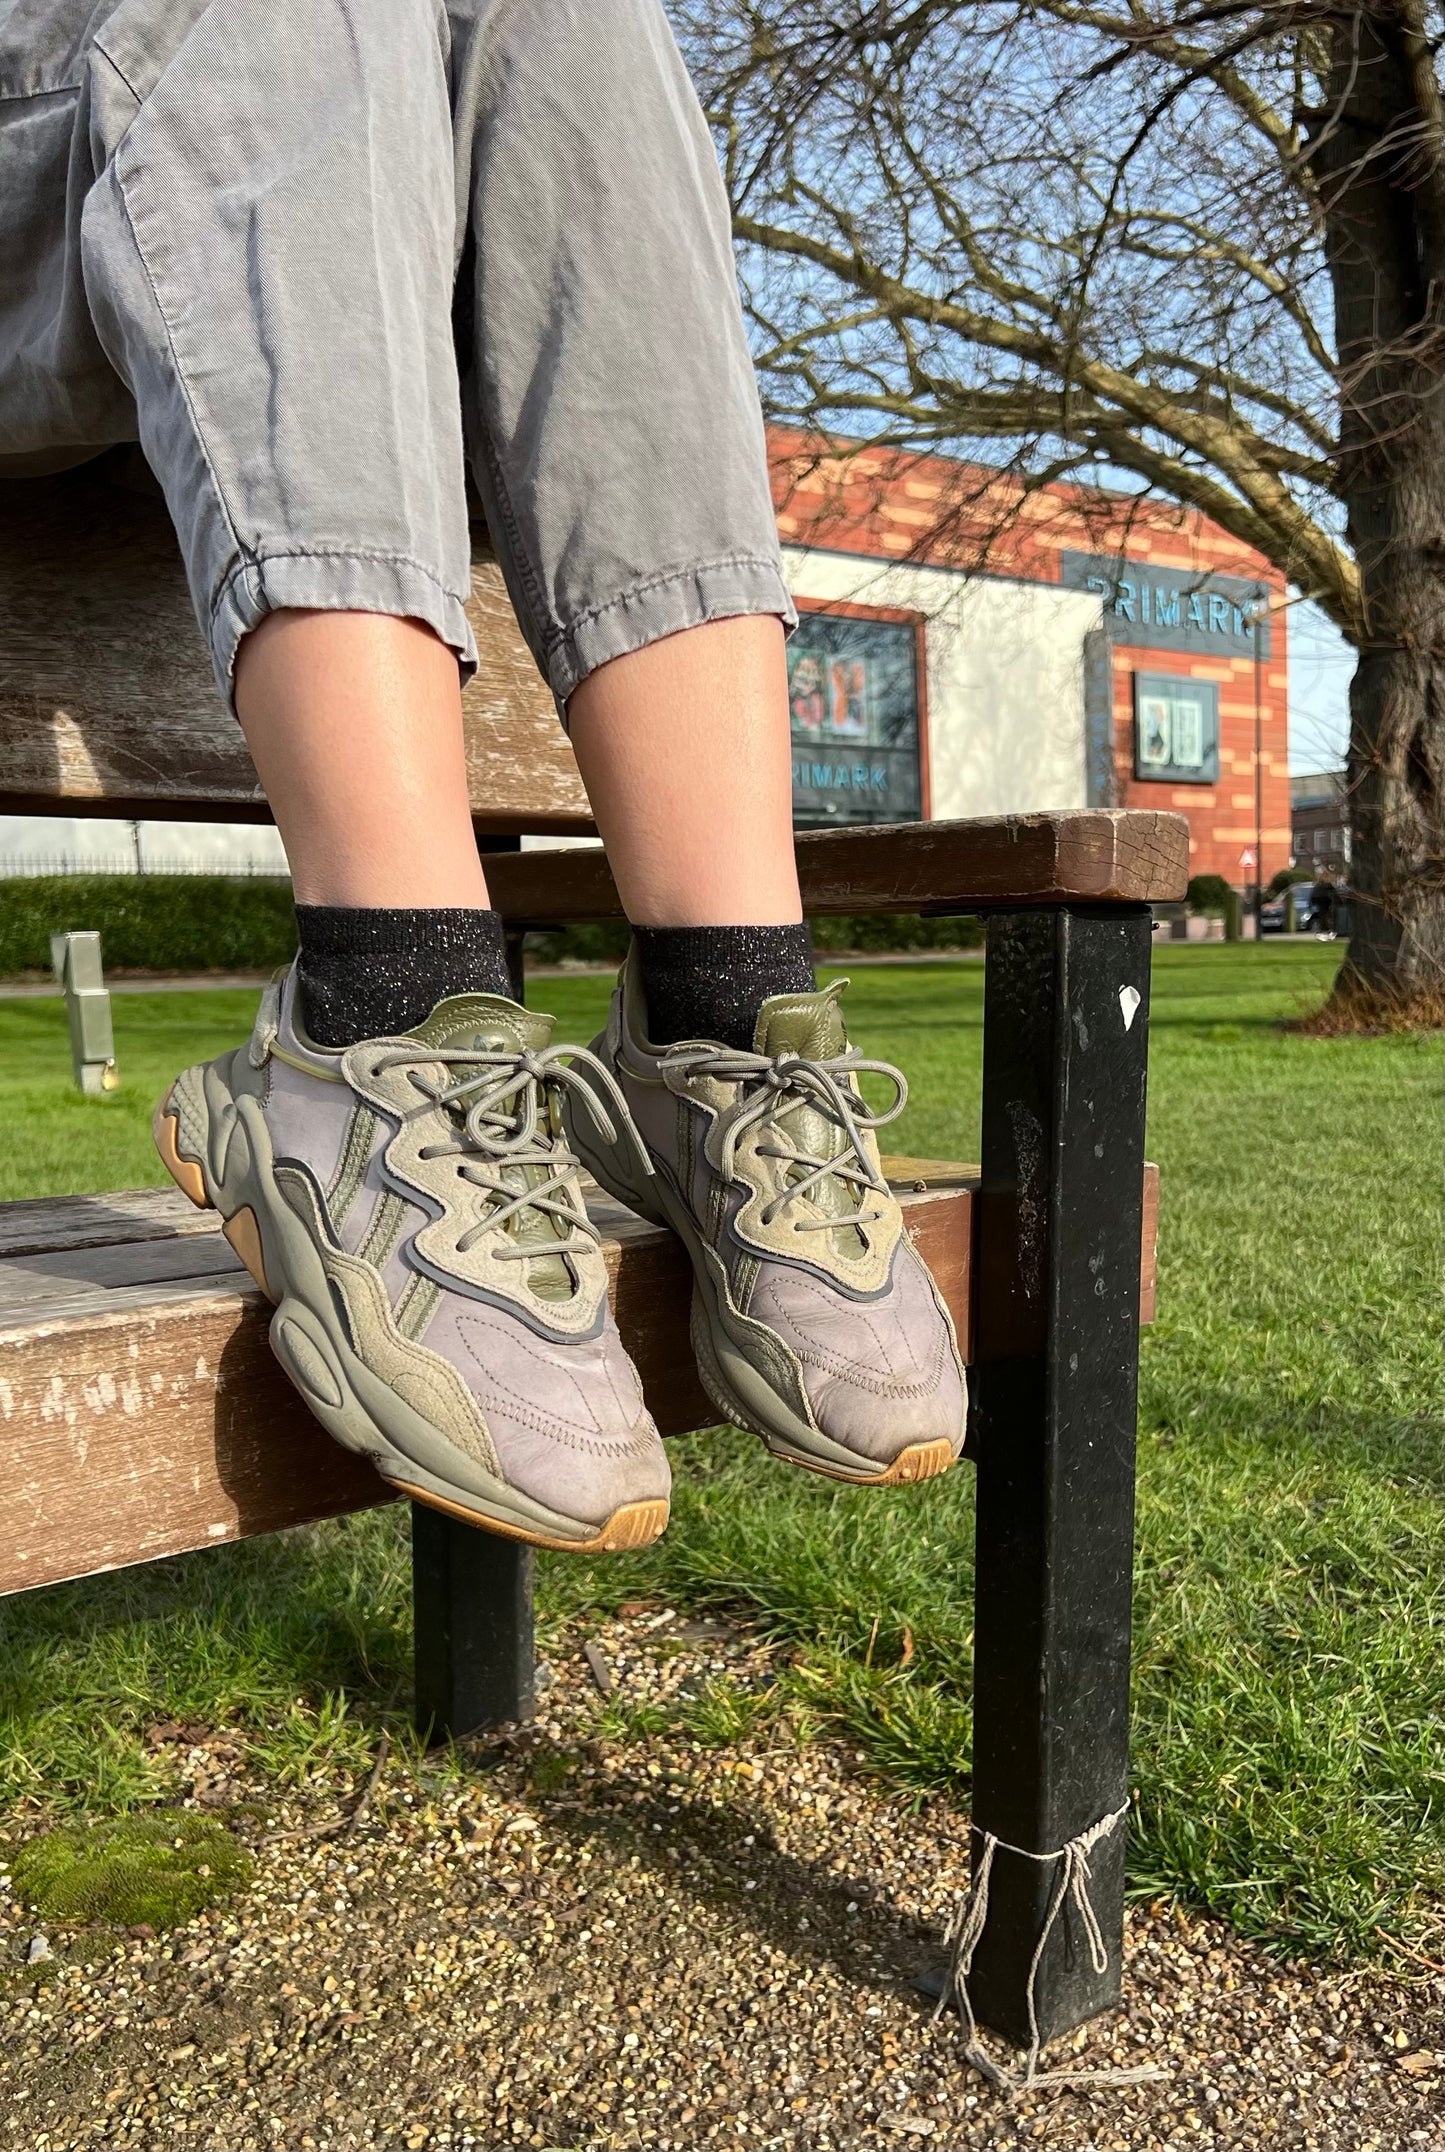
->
xmin=453 ymin=1313 xmax=644 ymax=1441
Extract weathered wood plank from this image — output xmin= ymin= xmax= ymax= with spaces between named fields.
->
xmin=0 ymin=1166 xmax=1155 ymax=1598
xmin=486 ymin=812 xmax=1190 ymax=924
xmin=0 ymin=1236 xmax=245 ymax=1307
xmin=0 ymin=1292 xmax=390 ymax=1594
xmin=0 ymin=1185 xmax=219 ymax=1260
xmin=0 ymin=454 xmax=592 ymax=833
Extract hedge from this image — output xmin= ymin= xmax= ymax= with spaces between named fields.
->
xmin=2 ymin=876 xmax=985 ymax=977
xmin=0 ymin=875 xmax=298 ymax=976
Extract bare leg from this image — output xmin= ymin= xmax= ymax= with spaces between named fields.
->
xmin=567 ymin=616 xmax=802 ymax=926
xmin=234 ymin=610 xmax=490 ymax=910
xmin=235 ymin=609 xmax=799 ymax=931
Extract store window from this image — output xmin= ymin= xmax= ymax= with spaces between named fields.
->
xmin=1133 ymin=672 xmax=1220 ymax=784
xmin=787 ymin=611 xmax=923 ymax=826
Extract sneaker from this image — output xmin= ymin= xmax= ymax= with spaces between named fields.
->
xmin=153 ymin=967 xmax=670 ymax=1552
xmin=562 ymin=956 xmax=966 ymax=1485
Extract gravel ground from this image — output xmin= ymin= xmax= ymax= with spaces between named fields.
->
xmin=2 ymin=1606 xmax=1438 ymax=2152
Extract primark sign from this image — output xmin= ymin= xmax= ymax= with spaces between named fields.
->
xmin=1061 ymin=551 xmax=1271 ymax=659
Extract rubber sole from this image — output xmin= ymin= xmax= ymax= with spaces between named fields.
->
xmin=566 ymin=1073 xmax=961 ymax=1490
xmin=387 ymin=1481 xmax=669 ymax=1554
xmin=153 ymin=1090 xmax=668 ymax=1555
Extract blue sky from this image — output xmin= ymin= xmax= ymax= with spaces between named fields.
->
xmin=1288 ymin=598 xmax=1352 ymax=775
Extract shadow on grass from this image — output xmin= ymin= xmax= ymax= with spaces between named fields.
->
xmin=0 ymin=1514 xmax=414 ymax=1808
xmin=1140 ymin=1371 xmax=1441 ymax=1487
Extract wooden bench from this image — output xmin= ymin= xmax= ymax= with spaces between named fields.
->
xmin=0 ymin=454 xmax=1187 ymax=2052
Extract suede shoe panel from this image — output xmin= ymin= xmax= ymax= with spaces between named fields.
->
xmin=418 ymin=1296 xmax=661 ymax=1527
xmin=260 ymin=1051 xmax=353 ymax=1198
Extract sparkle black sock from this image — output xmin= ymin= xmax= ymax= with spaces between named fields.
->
xmin=294 ymin=906 xmax=514 ymax=1048
xmin=632 ymin=923 xmax=816 ymax=1051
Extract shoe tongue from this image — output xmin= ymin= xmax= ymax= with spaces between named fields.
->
xmin=405 ymin=994 xmax=574 ymax=1302
xmin=750 ymin=981 xmax=864 ymax=1250
xmin=405 ymin=992 xmax=555 ymax=1056
xmin=753 ymin=979 xmax=849 ymax=1060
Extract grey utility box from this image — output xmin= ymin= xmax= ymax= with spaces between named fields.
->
xmin=49 ymin=930 xmax=119 ymax=1095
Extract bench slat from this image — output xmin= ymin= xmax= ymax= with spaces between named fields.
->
xmin=487 ymin=811 xmax=1190 ymax=922
xmin=0 ymin=457 xmax=593 ymax=834
xmin=0 ymin=1185 xmax=218 ymax=1260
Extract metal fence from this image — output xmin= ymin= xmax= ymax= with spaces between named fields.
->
xmin=0 ymin=854 xmax=289 ymax=880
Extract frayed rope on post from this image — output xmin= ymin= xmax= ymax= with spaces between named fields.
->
xmin=933 ymin=1803 xmax=1167 ymax=2095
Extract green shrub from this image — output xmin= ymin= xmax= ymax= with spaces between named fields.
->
xmin=12 ymin=1813 xmax=252 ymax=1930
xmin=1187 ymin=873 xmax=1243 ymax=941
xmin=810 ymin=912 xmax=984 ymax=954
xmin=1186 ymin=873 xmax=1234 ymax=914
xmin=522 ymin=920 xmax=631 ymax=968
xmin=1268 ymin=865 xmax=1315 ymax=896
xmin=0 ymin=875 xmax=296 ymax=976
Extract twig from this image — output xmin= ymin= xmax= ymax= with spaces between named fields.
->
xmin=1373 ymin=1924 xmax=1445 ymax=1976
xmin=346 ymin=1730 xmax=390 ymax=1835
xmin=583 ymin=1641 xmax=615 ymax=1696
xmin=259 ymin=1731 xmax=391 ymax=1846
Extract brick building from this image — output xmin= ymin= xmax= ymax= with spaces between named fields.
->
xmin=1291 ymin=770 xmax=1350 ymax=876
xmin=769 ymin=431 xmax=1290 ymax=895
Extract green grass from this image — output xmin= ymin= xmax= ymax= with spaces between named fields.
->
xmin=0 ymin=946 xmax=1439 ymax=1967
xmin=0 ymin=989 xmax=265 ymax=1199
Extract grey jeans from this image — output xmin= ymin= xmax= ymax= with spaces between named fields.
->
xmin=0 ymin=0 xmax=793 ymax=711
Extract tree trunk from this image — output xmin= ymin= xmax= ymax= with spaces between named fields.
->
xmin=1315 ymin=4 xmax=1445 ymax=1011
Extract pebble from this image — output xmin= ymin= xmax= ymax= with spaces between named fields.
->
xmin=1 ymin=1608 xmax=1438 ymax=2150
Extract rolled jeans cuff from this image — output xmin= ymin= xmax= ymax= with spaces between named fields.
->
xmin=209 ymin=547 xmax=480 ymax=713
xmin=548 ymin=553 xmax=798 ymax=716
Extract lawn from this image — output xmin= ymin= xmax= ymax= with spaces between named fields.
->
xmin=0 ymin=946 xmax=1439 ymax=1968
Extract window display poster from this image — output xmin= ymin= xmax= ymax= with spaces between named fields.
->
xmin=1133 ymin=672 xmax=1220 ymax=783
xmin=787 ymin=614 xmax=922 ymax=825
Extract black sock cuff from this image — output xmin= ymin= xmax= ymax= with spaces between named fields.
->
xmin=294 ymin=905 xmax=513 ymax=1047
xmin=294 ymin=906 xmax=510 ymax=960
xmin=632 ymin=922 xmax=815 ymax=1051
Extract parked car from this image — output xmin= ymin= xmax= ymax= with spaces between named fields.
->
xmin=1261 ymin=884 xmax=1324 ymax=934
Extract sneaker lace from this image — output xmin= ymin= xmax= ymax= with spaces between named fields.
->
xmin=659 ymin=1043 xmax=907 ymax=1232
xmin=376 ymin=1040 xmax=650 ymax=1261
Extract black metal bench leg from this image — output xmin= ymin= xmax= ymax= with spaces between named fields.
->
xmin=968 ymin=903 xmax=1152 ymax=2047
xmin=410 ymin=883 xmax=538 ymax=1743
xmin=412 ymin=1504 xmax=536 ymax=1741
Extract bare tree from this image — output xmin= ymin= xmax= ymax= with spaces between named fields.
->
xmin=680 ymin=0 xmax=1444 ymax=1016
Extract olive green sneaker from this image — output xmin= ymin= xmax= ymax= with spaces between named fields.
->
xmin=562 ymin=954 xmax=966 ymax=1485
xmin=154 ymin=965 xmax=670 ymax=1551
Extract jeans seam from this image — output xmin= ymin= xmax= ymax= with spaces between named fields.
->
xmin=90 ymin=40 xmax=143 ymax=109
xmin=0 ymin=82 xmax=81 ymax=102
xmin=549 ymin=551 xmax=791 ymax=653
xmin=469 ymin=418 xmax=553 ymax=653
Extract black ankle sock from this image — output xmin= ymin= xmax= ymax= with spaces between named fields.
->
xmin=632 ymin=923 xmax=815 ymax=1051
xmin=295 ymin=906 xmax=514 ymax=1047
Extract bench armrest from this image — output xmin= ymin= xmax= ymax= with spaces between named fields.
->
xmin=485 ymin=810 xmax=1189 ymax=926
